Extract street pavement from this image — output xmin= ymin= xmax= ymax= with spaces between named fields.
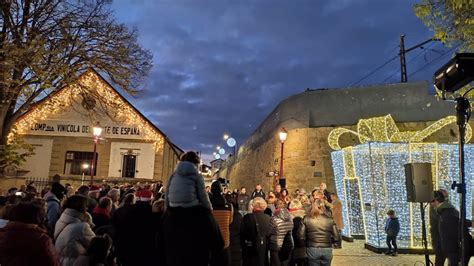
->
xmin=332 ymin=240 xmax=471 ymax=266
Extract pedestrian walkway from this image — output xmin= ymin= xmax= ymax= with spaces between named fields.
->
xmin=332 ymin=240 xmax=435 ymax=265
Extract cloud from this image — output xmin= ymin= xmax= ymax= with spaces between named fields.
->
xmin=112 ymin=0 xmax=447 ymax=163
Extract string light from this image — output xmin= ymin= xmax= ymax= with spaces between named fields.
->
xmin=13 ymin=70 xmax=164 ymax=151
xmin=328 ymin=114 xmax=472 ymax=150
xmin=331 ymin=142 xmax=474 ymax=249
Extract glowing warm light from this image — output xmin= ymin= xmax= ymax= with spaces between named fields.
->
xmin=82 ymin=163 xmax=90 ymax=169
xmin=12 ymin=70 xmax=165 ymax=151
xmin=93 ymin=124 xmax=103 ymax=137
xmin=328 ymin=114 xmax=472 ymax=151
xmin=332 ymin=142 xmax=474 ymax=249
xmin=279 ymin=127 xmax=288 ymax=143
xmin=223 ymin=134 xmax=229 ymax=140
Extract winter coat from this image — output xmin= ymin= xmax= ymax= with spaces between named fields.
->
xmin=241 ymin=211 xmax=271 ymax=266
xmin=237 ymin=193 xmax=250 ymax=212
xmin=54 ymin=209 xmax=95 ymax=266
xmin=91 ymin=207 xmax=111 ymax=232
xmin=0 ymin=222 xmax=60 ymax=266
xmin=229 ymin=210 xmax=243 ymax=266
xmin=429 ymin=204 xmax=442 ymax=254
xmin=166 ymin=161 xmax=212 ymax=210
xmin=384 ymin=217 xmax=400 ymax=237
xmin=210 ymin=193 xmax=233 ymax=248
xmin=332 ymin=199 xmax=344 ymax=230
xmin=251 ymin=190 xmax=266 ymax=200
xmin=268 ymin=208 xmax=294 ymax=251
xmin=45 ymin=191 xmax=61 ymax=232
xmin=437 ymin=201 xmax=460 ymax=255
xmin=289 ymin=210 xmax=306 ymax=260
xmin=297 ymin=214 xmax=339 ymax=248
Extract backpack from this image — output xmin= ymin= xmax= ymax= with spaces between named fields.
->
xmin=279 ymin=230 xmax=294 ymax=261
xmin=242 ymin=214 xmax=264 ymax=255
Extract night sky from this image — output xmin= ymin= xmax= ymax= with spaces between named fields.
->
xmin=111 ymin=0 xmax=453 ymax=163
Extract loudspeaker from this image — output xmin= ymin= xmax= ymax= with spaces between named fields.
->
xmin=279 ymin=178 xmax=286 ymax=188
xmin=404 ymin=163 xmax=434 ymax=203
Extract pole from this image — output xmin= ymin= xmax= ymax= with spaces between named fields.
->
xmin=277 ymin=141 xmax=284 ymax=189
xmin=399 ymin=35 xmax=408 ymax=83
xmin=455 ymin=97 xmax=469 ymax=266
xmin=420 ymin=203 xmax=430 ymax=266
xmin=90 ymin=137 xmax=98 ymax=186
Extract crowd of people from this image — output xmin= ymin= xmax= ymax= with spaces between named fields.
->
xmin=0 ymin=151 xmax=349 ymax=266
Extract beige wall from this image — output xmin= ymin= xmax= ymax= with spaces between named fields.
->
xmin=224 ymin=120 xmax=466 ymax=194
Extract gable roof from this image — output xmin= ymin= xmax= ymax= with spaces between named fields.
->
xmin=16 ymin=68 xmax=182 ymax=152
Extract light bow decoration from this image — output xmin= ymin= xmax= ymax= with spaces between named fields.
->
xmin=328 ymin=114 xmax=474 ymax=250
xmin=12 ymin=70 xmax=165 ymax=151
xmin=328 ymin=114 xmax=472 ymax=151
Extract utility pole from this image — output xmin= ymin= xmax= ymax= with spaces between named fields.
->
xmin=400 ymin=35 xmax=408 ymax=83
xmin=399 ymin=35 xmax=438 ymax=83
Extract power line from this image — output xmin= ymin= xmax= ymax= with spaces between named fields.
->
xmin=350 ymin=55 xmax=399 ymax=87
xmin=409 ymin=44 xmax=460 ymax=78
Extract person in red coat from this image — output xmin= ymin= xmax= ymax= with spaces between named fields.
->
xmin=0 ymin=201 xmax=60 ymax=266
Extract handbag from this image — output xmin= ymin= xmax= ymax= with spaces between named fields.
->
xmin=242 ymin=213 xmax=264 ymax=255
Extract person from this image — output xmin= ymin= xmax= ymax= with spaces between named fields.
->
xmin=297 ymin=200 xmax=339 ymax=266
xmin=269 ymin=199 xmax=294 ymax=266
xmin=384 ymin=210 xmax=400 ymax=256
xmin=281 ymin=188 xmax=290 ymax=204
xmin=210 ymin=180 xmax=234 ymax=266
xmin=0 ymin=201 xmax=60 ymax=266
xmin=54 ymin=195 xmax=96 ymax=266
xmin=164 ymin=151 xmax=223 ymax=266
xmin=91 ymin=197 xmax=112 ymax=232
xmin=0 ymin=196 xmax=8 ymax=228
xmin=430 ymin=192 xmax=444 ymax=266
xmin=87 ymin=186 xmax=100 ymax=214
xmin=288 ymin=199 xmax=307 ymax=266
xmin=251 ymin=184 xmax=266 ymax=199
xmin=112 ymin=193 xmax=135 ymax=265
xmin=330 ymin=193 xmax=343 ymax=249
xmin=45 ymin=182 xmax=65 ymax=233
xmin=7 ymin=187 xmax=18 ymax=196
xmin=229 ymin=200 xmax=243 ymax=266
xmin=73 ymin=234 xmax=112 ymax=266
xmin=432 ymin=189 xmax=466 ymax=265
xmin=241 ymin=197 xmax=271 ymax=266
xmin=151 ymin=199 xmax=166 ymax=266
xmin=274 ymin=184 xmax=282 ymax=199
xmin=237 ymin=187 xmax=250 ymax=214
xmin=319 ymin=183 xmax=332 ymax=203
xmin=106 ymin=189 xmax=120 ymax=217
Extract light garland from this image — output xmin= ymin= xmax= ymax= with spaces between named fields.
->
xmin=13 ymin=70 xmax=164 ymax=151
xmin=328 ymin=114 xmax=472 ymax=150
xmin=331 ymin=142 xmax=474 ymax=249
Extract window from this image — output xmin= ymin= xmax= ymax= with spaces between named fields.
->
xmin=64 ymin=151 xmax=98 ymax=175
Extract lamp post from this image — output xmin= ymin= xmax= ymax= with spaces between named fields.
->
xmin=90 ymin=124 xmax=103 ymax=186
xmin=81 ymin=163 xmax=89 ymax=185
xmin=278 ymin=127 xmax=288 ymax=189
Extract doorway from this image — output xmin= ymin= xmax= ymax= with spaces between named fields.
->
xmin=122 ymin=154 xmax=137 ymax=178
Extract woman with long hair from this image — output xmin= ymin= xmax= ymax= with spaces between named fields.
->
xmin=297 ymin=200 xmax=339 ymax=266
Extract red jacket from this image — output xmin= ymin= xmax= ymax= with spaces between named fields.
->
xmin=0 ymin=222 xmax=60 ymax=266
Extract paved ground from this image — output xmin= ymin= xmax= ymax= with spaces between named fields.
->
xmin=332 ymin=240 xmax=440 ymax=266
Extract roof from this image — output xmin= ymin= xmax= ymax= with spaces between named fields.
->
xmin=17 ymin=68 xmax=183 ymax=153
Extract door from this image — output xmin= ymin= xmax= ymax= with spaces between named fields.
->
xmin=122 ymin=154 xmax=137 ymax=178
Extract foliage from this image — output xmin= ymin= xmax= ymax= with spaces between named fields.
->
xmin=0 ymin=0 xmax=152 ymax=166
xmin=0 ymin=133 xmax=35 ymax=168
xmin=414 ymin=0 xmax=474 ymax=51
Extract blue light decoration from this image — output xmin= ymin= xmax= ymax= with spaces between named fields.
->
xmin=331 ymin=142 xmax=474 ymax=249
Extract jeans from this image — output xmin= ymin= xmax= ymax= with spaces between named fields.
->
xmin=386 ymin=235 xmax=397 ymax=252
xmin=306 ymin=247 xmax=332 ymax=266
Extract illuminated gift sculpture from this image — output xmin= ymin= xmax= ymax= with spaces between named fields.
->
xmin=329 ymin=115 xmax=474 ymax=249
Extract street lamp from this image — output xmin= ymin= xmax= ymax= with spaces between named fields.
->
xmin=223 ymin=134 xmax=229 ymax=140
xmin=81 ymin=163 xmax=89 ymax=185
xmin=277 ymin=127 xmax=288 ymax=189
xmin=90 ymin=123 xmax=103 ymax=185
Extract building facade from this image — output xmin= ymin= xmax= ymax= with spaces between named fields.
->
xmin=0 ymin=70 xmax=181 ymax=190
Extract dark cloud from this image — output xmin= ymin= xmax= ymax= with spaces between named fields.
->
xmin=111 ymin=0 xmax=451 ymax=162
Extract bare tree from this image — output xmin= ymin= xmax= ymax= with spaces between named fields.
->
xmin=0 ymin=0 xmax=152 ymax=166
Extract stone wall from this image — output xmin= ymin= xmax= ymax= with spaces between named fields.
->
xmin=224 ymin=120 xmax=466 ymax=194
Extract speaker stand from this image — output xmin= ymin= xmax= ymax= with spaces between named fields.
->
xmin=451 ymin=96 xmax=470 ymax=266
xmin=420 ymin=202 xmax=431 ymax=266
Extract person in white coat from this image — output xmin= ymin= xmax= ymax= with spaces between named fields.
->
xmin=54 ymin=195 xmax=95 ymax=266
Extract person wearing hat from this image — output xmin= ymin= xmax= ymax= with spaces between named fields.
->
xmin=87 ymin=185 xmax=100 ymax=214
xmin=44 ymin=182 xmax=65 ymax=233
xmin=384 ymin=209 xmax=400 ymax=256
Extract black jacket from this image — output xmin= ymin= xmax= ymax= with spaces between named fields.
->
xmin=251 ymin=190 xmax=266 ymax=200
xmin=297 ymin=214 xmax=339 ymax=248
xmin=229 ymin=211 xmax=243 ymax=266
xmin=437 ymin=202 xmax=460 ymax=255
xmin=237 ymin=194 xmax=250 ymax=211
xmin=241 ymin=211 xmax=271 ymax=266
